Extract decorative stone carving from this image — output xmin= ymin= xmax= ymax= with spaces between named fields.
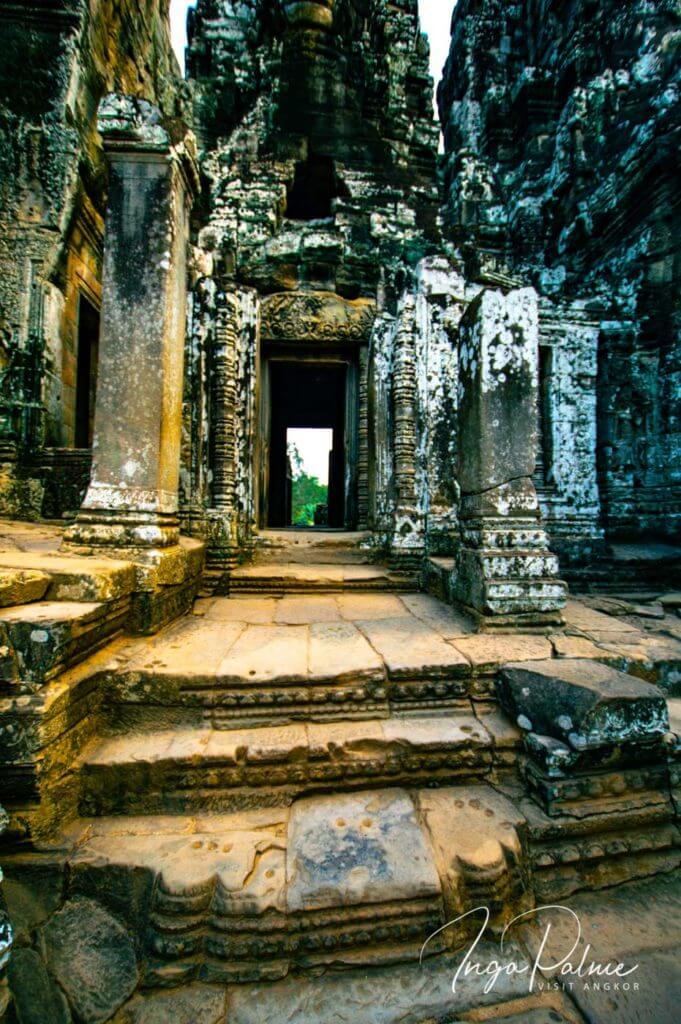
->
xmin=260 ymin=292 xmax=376 ymax=344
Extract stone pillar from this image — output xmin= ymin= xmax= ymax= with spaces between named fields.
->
xmin=64 ymin=94 xmax=199 ymax=550
xmin=390 ymin=297 xmax=425 ymax=568
xmin=452 ymin=287 xmax=567 ymax=630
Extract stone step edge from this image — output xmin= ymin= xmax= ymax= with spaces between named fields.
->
xmin=81 ymin=712 xmax=509 ymax=770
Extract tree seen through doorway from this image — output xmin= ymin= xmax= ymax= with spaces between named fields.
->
xmin=287 ymin=441 xmax=328 ymax=527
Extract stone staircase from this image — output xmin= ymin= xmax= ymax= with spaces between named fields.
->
xmin=213 ymin=530 xmax=419 ymax=594
xmin=2 ymin=531 xmax=681 ymax=1020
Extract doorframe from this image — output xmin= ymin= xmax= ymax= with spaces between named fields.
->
xmin=258 ymin=345 xmax=360 ymax=530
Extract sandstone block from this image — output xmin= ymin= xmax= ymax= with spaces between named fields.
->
xmin=498 ymin=659 xmax=668 ymax=749
xmin=286 ymin=789 xmax=440 ymax=912
xmin=0 ymin=569 xmax=49 ymax=608
xmin=42 ymin=897 xmax=138 ymax=1024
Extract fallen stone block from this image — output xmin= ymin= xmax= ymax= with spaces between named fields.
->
xmin=498 ymin=659 xmax=668 ymax=750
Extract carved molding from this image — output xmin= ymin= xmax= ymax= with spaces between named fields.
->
xmin=260 ymin=291 xmax=376 ymax=343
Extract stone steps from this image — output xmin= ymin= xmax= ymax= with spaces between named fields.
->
xmin=223 ymin=563 xmax=417 ymax=594
xmin=0 ymin=598 xmax=129 ymax=692
xmin=100 ymin=595 xmax=564 ymax=729
xmin=252 ymin=530 xmax=376 ymax=565
xmin=33 ymin=782 xmax=529 ymax=986
xmin=0 ymin=549 xmax=136 ymax=603
xmin=78 ymin=710 xmax=517 ymax=816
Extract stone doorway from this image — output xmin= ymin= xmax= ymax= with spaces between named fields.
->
xmin=260 ymin=354 xmax=359 ymax=530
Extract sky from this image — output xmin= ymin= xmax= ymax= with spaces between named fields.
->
xmin=288 ymin=429 xmax=333 ymax=484
xmin=169 ymin=1 xmax=453 ymax=89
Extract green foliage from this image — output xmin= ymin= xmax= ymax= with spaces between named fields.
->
xmin=288 ymin=442 xmax=327 ymax=526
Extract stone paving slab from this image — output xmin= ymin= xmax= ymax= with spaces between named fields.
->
xmin=400 ymin=592 xmax=474 ymax=637
xmin=274 ymin=595 xmax=340 ymax=623
xmin=563 ymin=599 xmax=640 ymax=638
xmin=451 ymin=634 xmax=553 ymax=671
xmin=128 ymin=619 xmax=246 ymax=681
xmin=228 ymin=943 xmax=536 ymax=1024
xmin=337 ymin=593 xmax=411 ymax=620
xmin=520 ymin=873 xmax=681 ymax=1024
xmin=217 ymin=624 xmax=309 ymax=684
xmin=357 ymin=615 xmax=470 ymax=678
xmin=200 ymin=597 xmax=278 ymax=623
xmin=308 ymin=620 xmax=384 ymax=682
xmin=0 ymin=549 xmax=136 ymax=602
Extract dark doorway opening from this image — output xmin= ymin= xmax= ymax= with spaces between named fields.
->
xmin=286 ymin=156 xmax=337 ymax=221
xmin=266 ymin=361 xmax=351 ymax=528
xmin=74 ymin=294 xmax=100 ymax=447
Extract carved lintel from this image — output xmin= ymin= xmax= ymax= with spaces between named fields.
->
xmin=260 ymin=291 xmax=376 ymax=343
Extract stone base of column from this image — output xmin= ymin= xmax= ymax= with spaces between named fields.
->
xmin=62 ymin=523 xmax=205 ymax=636
xmin=62 ymin=509 xmax=180 ymax=550
xmin=451 ymin=485 xmax=568 ymax=633
xmin=389 ymin=506 xmax=425 ymax=572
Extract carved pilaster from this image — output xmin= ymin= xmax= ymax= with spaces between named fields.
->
xmin=391 ymin=297 xmax=424 ymax=566
xmin=211 ymin=291 xmax=239 ymax=513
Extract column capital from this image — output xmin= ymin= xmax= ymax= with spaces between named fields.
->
xmin=97 ymin=93 xmax=200 ymax=199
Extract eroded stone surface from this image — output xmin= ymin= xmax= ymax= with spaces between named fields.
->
xmin=498 ymin=659 xmax=668 ymax=749
xmin=286 ymin=789 xmax=440 ymax=912
xmin=114 ymin=985 xmax=226 ymax=1024
xmin=357 ymin=616 xmax=469 ymax=679
xmin=228 ymin=945 xmax=534 ymax=1024
xmin=7 ymin=947 xmax=72 ymax=1024
xmin=0 ymin=569 xmax=49 ymax=608
xmin=42 ymin=897 xmax=138 ymax=1024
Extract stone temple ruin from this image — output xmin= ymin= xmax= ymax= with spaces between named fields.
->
xmin=0 ymin=0 xmax=679 ymax=1021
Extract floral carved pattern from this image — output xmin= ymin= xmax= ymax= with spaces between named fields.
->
xmin=260 ymin=292 xmax=377 ymax=343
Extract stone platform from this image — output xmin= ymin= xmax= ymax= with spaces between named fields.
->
xmin=2 ymin=526 xmax=681 ymax=1022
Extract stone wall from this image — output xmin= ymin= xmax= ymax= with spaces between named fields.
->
xmin=182 ymin=0 xmax=444 ymax=561
xmin=0 ymin=0 xmax=185 ymax=516
xmin=439 ymin=0 xmax=681 ymax=546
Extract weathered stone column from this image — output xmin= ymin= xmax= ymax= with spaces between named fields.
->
xmin=390 ymin=297 xmax=425 ymax=568
xmin=452 ymin=287 xmax=567 ymax=630
xmin=64 ymin=94 xmax=199 ymax=550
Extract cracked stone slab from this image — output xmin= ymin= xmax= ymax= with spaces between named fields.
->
xmin=451 ymin=634 xmax=552 ymax=672
xmin=400 ymin=592 xmax=474 ymax=638
xmin=217 ymin=624 xmax=309 ymax=684
xmin=286 ymin=788 xmax=440 ymax=912
xmin=308 ymin=620 xmax=384 ymax=683
xmin=498 ymin=659 xmax=668 ymax=749
xmin=357 ymin=616 xmax=469 ymax=678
